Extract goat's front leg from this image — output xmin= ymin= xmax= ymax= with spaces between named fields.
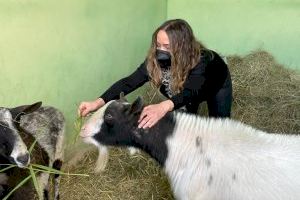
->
xmin=37 ymin=171 xmax=50 ymax=200
xmin=95 ymin=145 xmax=109 ymax=173
xmin=52 ymin=159 xmax=63 ymax=200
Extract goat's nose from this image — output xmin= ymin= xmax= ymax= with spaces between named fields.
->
xmin=16 ymin=153 xmax=30 ymax=166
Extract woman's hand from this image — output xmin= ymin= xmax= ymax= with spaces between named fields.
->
xmin=78 ymin=98 xmax=105 ymax=117
xmin=138 ymin=100 xmax=174 ymax=129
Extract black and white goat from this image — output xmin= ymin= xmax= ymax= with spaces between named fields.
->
xmin=0 ymin=102 xmax=65 ymax=200
xmin=80 ymin=96 xmax=300 ymax=200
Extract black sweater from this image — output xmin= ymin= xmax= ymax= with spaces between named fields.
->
xmin=100 ymin=49 xmax=230 ymax=110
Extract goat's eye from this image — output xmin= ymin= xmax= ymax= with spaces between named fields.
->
xmin=104 ymin=113 xmax=114 ymax=125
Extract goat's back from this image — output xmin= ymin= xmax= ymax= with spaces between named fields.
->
xmin=19 ymin=106 xmax=65 ymax=159
xmin=165 ymin=113 xmax=300 ymax=200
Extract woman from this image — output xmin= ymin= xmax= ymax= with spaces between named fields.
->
xmin=78 ymin=19 xmax=232 ymax=129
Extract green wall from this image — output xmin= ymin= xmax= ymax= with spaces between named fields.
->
xmin=1 ymin=0 xmax=299 ymax=144
xmin=0 ymin=0 xmax=166 ymax=141
xmin=168 ymin=0 xmax=300 ymax=70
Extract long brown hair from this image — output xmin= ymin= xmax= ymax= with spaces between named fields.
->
xmin=146 ymin=19 xmax=205 ymax=94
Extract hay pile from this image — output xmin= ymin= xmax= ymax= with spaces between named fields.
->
xmin=227 ymin=50 xmax=300 ymax=133
xmin=60 ymin=147 xmax=173 ymax=200
xmin=60 ymin=50 xmax=299 ymax=200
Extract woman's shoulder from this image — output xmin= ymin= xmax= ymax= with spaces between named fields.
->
xmin=190 ymin=49 xmax=226 ymax=73
xmin=199 ymin=49 xmax=227 ymax=66
xmin=192 ymin=49 xmax=215 ymax=69
xmin=200 ymin=49 xmax=220 ymax=61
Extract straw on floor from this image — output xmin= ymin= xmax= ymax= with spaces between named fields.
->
xmin=60 ymin=50 xmax=300 ymax=200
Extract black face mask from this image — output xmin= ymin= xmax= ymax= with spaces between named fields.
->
xmin=156 ymin=49 xmax=171 ymax=68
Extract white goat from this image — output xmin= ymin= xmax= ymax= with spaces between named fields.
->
xmin=80 ymin=97 xmax=300 ymax=200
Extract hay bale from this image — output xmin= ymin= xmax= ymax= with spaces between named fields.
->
xmin=60 ymin=50 xmax=299 ymax=200
xmin=227 ymin=50 xmax=300 ymax=134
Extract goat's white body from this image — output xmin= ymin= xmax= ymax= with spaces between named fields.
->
xmin=165 ymin=112 xmax=300 ymax=200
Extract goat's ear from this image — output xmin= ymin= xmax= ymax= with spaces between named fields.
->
xmin=119 ymin=92 xmax=128 ymax=102
xmin=129 ymin=97 xmax=144 ymax=115
xmin=9 ymin=101 xmax=42 ymax=121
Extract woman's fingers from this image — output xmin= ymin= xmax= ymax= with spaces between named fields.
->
xmin=138 ymin=112 xmax=146 ymax=123
xmin=138 ymin=106 xmax=150 ymax=122
xmin=138 ymin=114 xmax=151 ymax=128
xmin=81 ymin=107 xmax=91 ymax=117
xmin=138 ymin=112 xmax=160 ymax=129
xmin=78 ymin=103 xmax=86 ymax=116
xmin=143 ymin=120 xmax=153 ymax=129
xmin=138 ymin=104 xmax=168 ymax=129
xmin=78 ymin=102 xmax=92 ymax=117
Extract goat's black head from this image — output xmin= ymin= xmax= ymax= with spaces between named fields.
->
xmin=0 ymin=102 xmax=42 ymax=167
xmin=80 ymin=95 xmax=144 ymax=147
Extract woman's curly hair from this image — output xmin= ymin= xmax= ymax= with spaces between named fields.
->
xmin=146 ymin=19 xmax=205 ymax=94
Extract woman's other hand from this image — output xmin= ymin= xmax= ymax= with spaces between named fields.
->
xmin=138 ymin=100 xmax=174 ymax=129
xmin=78 ymin=98 xmax=105 ymax=117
